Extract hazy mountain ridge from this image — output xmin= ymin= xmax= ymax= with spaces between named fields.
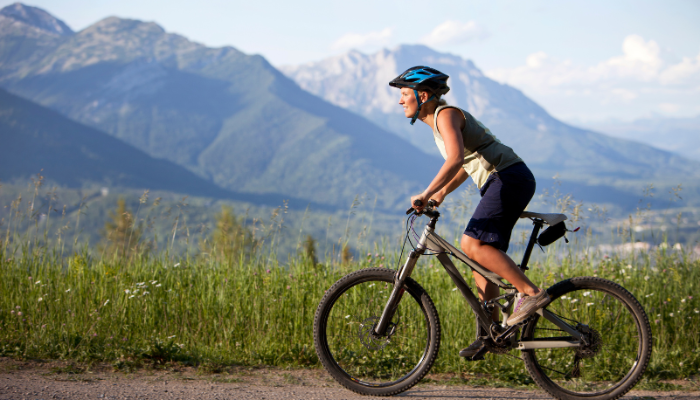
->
xmin=0 ymin=4 xmax=443 ymax=211
xmin=577 ymin=115 xmax=700 ymax=162
xmin=281 ymin=45 xmax=700 ymax=190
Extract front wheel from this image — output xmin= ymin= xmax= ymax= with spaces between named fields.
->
xmin=522 ymin=277 xmax=652 ymax=400
xmin=314 ymin=268 xmax=440 ymax=396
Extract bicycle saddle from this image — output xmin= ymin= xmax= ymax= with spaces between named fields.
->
xmin=520 ymin=212 xmax=567 ymax=226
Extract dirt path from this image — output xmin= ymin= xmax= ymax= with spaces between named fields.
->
xmin=1 ymin=359 xmax=698 ymax=400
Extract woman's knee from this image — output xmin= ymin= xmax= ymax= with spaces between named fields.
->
xmin=460 ymin=235 xmax=482 ymax=259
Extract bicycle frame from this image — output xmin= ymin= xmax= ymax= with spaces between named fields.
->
xmin=374 ymin=210 xmax=585 ymax=351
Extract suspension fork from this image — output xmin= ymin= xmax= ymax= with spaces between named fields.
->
xmin=373 ymin=227 xmax=430 ymax=336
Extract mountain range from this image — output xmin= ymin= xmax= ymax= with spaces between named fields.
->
xmin=0 ymin=3 xmax=442 ymax=212
xmin=1 ymin=3 xmax=698 ymax=214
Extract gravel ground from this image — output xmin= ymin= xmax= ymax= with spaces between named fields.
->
xmin=1 ymin=359 xmax=698 ymax=400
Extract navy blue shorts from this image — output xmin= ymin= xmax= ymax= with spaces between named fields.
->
xmin=464 ymin=162 xmax=536 ymax=252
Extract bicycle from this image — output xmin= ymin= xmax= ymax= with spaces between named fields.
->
xmin=313 ymin=200 xmax=652 ymax=400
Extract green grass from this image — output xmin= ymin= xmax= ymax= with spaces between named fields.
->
xmin=1 ymin=239 xmax=699 ymax=382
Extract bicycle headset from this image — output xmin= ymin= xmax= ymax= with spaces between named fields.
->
xmin=389 ymin=66 xmax=450 ymax=125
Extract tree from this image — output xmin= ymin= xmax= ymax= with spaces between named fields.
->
xmin=302 ymin=234 xmax=318 ymax=267
xmin=205 ymin=205 xmax=257 ymax=264
xmin=100 ymin=198 xmax=142 ymax=259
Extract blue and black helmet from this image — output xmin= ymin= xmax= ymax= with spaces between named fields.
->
xmin=389 ymin=66 xmax=450 ymax=125
xmin=389 ymin=66 xmax=450 ymax=95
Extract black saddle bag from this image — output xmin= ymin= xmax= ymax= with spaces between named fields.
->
xmin=537 ymin=221 xmax=567 ymax=246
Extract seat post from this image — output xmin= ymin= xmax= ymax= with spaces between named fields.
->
xmin=520 ymin=219 xmax=544 ymax=271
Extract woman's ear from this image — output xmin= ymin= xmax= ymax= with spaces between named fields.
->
xmin=419 ymin=90 xmax=431 ymax=103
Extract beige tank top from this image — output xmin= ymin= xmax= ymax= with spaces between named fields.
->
xmin=432 ymin=105 xmax=523 ymax=189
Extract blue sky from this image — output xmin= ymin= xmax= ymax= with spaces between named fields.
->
xmin=3 ymin=0 xmax=699 ymax=123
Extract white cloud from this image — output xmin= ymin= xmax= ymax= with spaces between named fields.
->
xmin=421 ymin=20 xmax=489 ymax=46
xmin=484 ymin=34 xmax=700 ymax=120
xmin=330 ymin=28 xmax=393 ymax=51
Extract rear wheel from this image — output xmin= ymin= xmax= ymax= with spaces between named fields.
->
xmin=522 ymin=277 xmax=652 ymax=400
xmin=314 ymin=268 xmax=440 ymax=396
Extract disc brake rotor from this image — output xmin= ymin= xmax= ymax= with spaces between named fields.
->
xmin=358 ymin=316 xmax=395 ymax=351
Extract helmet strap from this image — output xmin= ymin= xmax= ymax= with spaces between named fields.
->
xmin=410 ymin=90 xmax=435 ymax=125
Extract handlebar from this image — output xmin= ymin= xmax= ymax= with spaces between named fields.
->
xmin=405 ymin=199 xmax=438 ymax=216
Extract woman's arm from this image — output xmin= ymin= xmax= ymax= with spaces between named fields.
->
xmin=410 ymin=108 xmax=466 ymax=210
xmin=429 ymin=168 xmax=469 ymax=206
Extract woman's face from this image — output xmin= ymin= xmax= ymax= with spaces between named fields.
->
xmin=398 ymin=88 xmax=428 ymax=118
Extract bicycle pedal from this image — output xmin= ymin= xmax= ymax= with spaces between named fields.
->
xmin=470 ymin=345 xmax=488 ymax=361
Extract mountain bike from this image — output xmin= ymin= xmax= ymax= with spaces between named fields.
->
xmin=313 ymin=200 xmax=652 ymax=400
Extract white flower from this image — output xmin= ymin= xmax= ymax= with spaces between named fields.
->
xmin=680 ymin=362 xmax=684 ymax=367
xmin=646 ymin=293 xmax=654 ymax=298
xmin=345 ymin=315 xmax=350 ymax=319
xmin=583 ymin=292 xmax=591 ymax=297
xmin=156 ymin=284 xmax=161 ymax=287
xmin=571 ymin=299 xmax=578 ymax=303
xmin=670 ymin=313 xmax=674 ymax=317
xmin=125 ymin=289 xmax=131 ymax=294
xmin=681 ymin=299 xmax=686 ymax=303
xmin=35 ymin=280 xmax=41 ymax=285
xmin=65 ymin=289 xmax=71 ymax=293
xmin=103 ymin=300 xmax=110 ymax=306
xmin=586 ymin=303 xmax=594 ymax=306
xmin=167 ymin=335 xmax=176 ymax=339
xmin=38 ymin=297 xmax=43 ymax=302
xmin=174 ymin=263 xmax=180 ymax=268
xmin=452 ymin=287 xmax=458 ymax=291
xmin=644 ymin=276 xmax=649 ymax=281
xmin=129 ymin=295 xmax=135 ymax=299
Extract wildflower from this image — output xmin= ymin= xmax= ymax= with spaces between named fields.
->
xmin=654 ymin=319 xmax=659 ymax=324
xmin=694 ymin=309 xmax=699 ymax=314
xmin=266 ymin=269 xmax=271 ymax=274
xmin=452 ymin=287 xmax=458 ymax=291
xmin=375 ymin=253 xmax=379 ymax=257
xmin=644 ymin=276 xmax=649 ymax=281
xmin=65 ymin=289 xmax=71 ymax=293
xmin=583 ymin=292 xmax=590 ymax=297
xmin=667 ymin=298 xmax=671 ymax=302
xmin=381 ymin=256 xmax=385 ymax=260
xmin=156 ymin=284 xmax=161 ymax=287
xmin=379 ymin=264 xmax=384 ymax=268
xmin=586 ymin=302 xmax=594 ymax=306
xmin=38 ymin=297 xmax=43 ymax=302
xmin=571 ymin=299 xmax=578 ymax=303
xmin=645 ymin=293 xmax=654 ymax=298
xmin=17 ymin=312 xmax=22 ymax=316
xmin=174 ymin=263 xmax=180 ymax=268
xmin=93 ymin=333 xmax=97 ymax=337
xmin=682 ymin=299 xmax=686 ymax=303
xmin=125 ymin=289 xmax=131 ymax=294
xmin=129 ymin=295 xmax=135 ymax=299
xmin=680 ymin=362 xmax=684 ymax=367
xmin=286 ymin=286 xmax=291 ymax=290
xmin=15 ymin=306 xmax=20 ymax=309
xmin=41 ymin=324 xmax=46 ymax=329
xmin=10 ymin=310 xmax=14 ymax=314
xmin=122 ymin=338 xmax=127 ymax=341
xmin=35 ymin=280 xmax=40 ymax=285
xmin=345 ymin=315 xmax=350 ymax=319
xmin=689 ymin=296 xmax=693 ymax=300
xmin=103 ymin=300 xmax=110 ymax=306
xmin=28 ymin=276 xmax=32 ymax=280
xmin=167 ymin=335 xmax=176 ymax=339
xmin=367 ymin=253 xmax=371 ymax=257
xmin=670 ymin=313 xmax=674 ymax=317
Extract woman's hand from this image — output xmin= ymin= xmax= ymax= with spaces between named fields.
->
xmin=410 ymin=192 xmax=430 ymax=212
xmin=429 ymin=191 xmax=446 ymax=207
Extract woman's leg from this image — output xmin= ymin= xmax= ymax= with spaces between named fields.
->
xmin=461 ymin=235 xmax=541 ymax=321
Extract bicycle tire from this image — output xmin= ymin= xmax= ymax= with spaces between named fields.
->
xmin=521 ymin=277 xmax=652 ymax=400
xmin=314 ymin=267 xmax=440 ymax=396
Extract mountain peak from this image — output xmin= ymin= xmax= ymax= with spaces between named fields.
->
xmin=0 ymin=3 xmax=73 ymax=36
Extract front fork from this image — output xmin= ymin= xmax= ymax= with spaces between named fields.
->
xmin=373 ymin=228 xmax=429 ymax=336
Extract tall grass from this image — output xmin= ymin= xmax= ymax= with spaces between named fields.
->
xmin=0 ymin=181 xmax=699 ymax=384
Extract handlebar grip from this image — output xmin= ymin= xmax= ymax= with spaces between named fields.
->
xmin=406 ymin=199 xmax=424 ymax=215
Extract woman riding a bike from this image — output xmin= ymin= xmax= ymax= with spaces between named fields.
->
xmin=389 ymin=66 xmax=549 ymax=358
